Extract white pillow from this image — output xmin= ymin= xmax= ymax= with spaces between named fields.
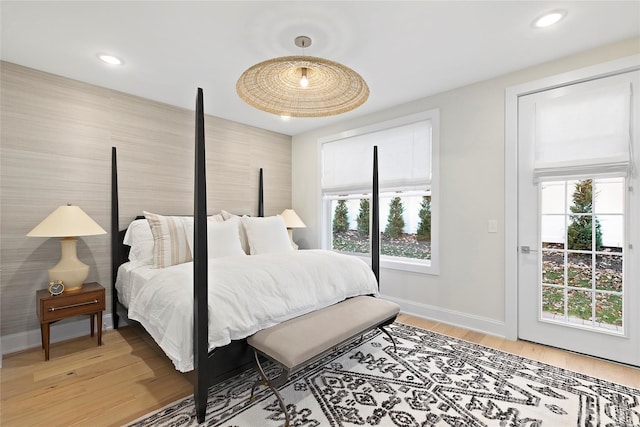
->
xmin=180 ymin=213 xmax=224 ymax=247
xmin=144 ymin=211 xmax=192 ymax=268
xmin=209 ymin=217 xmax=247 ymax=258
xmin=122 ymin=219 xmax=154 ymax=265
xmin=241 ymin=215 xmax=293 ymax=255
xmin=186 ymin=216 xmax=246 ymax=259
xmin=220 ymin=210 xmax=235 ymax=220
xmin=221 ymin=210 xmax=250 ymax=254
xmin=209 ymin=213 xmax=224 ymax=223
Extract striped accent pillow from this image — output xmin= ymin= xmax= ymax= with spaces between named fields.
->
xmin=144 ymin=211 xmax=192 ymax=268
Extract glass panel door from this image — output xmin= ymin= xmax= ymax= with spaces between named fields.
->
xmin=517 ymin=70 xmax=639 ymax=366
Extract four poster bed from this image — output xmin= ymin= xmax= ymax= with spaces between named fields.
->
xmin=110 ymin=88 xmax=391 ymax=423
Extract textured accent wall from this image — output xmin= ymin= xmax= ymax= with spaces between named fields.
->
xmin=0 ymin=61 xmax=291 ymax=337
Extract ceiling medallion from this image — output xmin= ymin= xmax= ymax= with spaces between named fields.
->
xmin=236 ymin=36 xmax=369 ymax=118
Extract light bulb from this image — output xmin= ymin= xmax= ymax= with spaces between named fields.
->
xmin=300 ymin=67 xmax=309 ymax=88
xmin=98 ymin=54 xmax=123 ymax=65
xmin=533 ymin=10 xmax=566 ymax=28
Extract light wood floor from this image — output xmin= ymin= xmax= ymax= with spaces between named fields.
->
xmin=1 ymin=314 xmax=638 ymax=426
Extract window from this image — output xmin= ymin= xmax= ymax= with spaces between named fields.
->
xmin=540 ymin=177 xmax=625 ymax=332
xmin=320 ymin=110 xmax=439 ymax=274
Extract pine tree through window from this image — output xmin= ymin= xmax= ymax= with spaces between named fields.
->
xmin=328 ymin=191 xmax=432 ymax=261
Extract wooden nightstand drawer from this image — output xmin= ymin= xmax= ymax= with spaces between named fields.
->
xmin=40 ymin=289 xmax=105 ymax=322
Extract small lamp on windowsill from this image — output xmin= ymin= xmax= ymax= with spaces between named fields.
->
xmin=280 ymin=209 xmax=306 ymax=250
xmin=27 ymin=204 xmax=106 ymax=292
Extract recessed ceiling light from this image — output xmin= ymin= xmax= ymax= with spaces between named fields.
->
xmin=533 ymin=10 xmax=567 ymax=28
xmin=98 ymin=54 xmax=123 ymax=65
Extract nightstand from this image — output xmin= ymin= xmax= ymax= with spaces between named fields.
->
xmin=36 ymin=282 xmax=105 ymax=360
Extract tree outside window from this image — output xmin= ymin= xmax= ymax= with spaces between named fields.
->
xmin=384 ymin=197 xmax=405 ymax=238
xmin=417 ymin=196 xmax=431 ymax=241
xmin=567 ymin=179 xmax=603 ymax=251
xmin=333 ymin=199 xmax=349 ymax=233
xmin=356 ymin=198 xmax=370 ymax=237
xmin=329 ymin=192 xmax=431 ymax=261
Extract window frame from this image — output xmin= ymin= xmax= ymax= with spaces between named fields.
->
xmin=319 ymin=110 xmax=440 ymax=275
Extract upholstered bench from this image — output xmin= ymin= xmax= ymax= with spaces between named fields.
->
xmin=247 ymin=295 xmax=400 ymax=427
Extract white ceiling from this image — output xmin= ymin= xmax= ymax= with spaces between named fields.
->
xmin=2 ymin=1 xmax=639 ymax=136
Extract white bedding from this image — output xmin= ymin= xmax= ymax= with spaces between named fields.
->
xmin=116 ymin=250 xmax=378 ymax=372
xmin=115 ymin=261 xmax=159 ymax=307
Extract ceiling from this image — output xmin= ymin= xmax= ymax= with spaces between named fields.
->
xmin=2 ymin=1 xmax=639 ymax=136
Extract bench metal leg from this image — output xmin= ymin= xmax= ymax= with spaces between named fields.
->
xmin=378 ymin=326 xmax=397 ymax=352
xmin=250 ymin=350 xmax=291 ymax=427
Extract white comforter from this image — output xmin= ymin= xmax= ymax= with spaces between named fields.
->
xmin=122 ymin=250 xmax=378 ymax=372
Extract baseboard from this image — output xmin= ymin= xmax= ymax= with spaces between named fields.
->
xmin=1 ymin=313 xmax=119 ymax=360
xmin=381 ymin=294 xmax=509 ymax=339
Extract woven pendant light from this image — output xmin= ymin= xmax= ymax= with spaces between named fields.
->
xmin=236 ymin=36 xmax=369 ymax=117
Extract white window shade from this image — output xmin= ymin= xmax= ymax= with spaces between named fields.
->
xmin=533 ymin=82 xmax=631 ymax=181
xmin=322 ymin=120 xmax=431 ymax=193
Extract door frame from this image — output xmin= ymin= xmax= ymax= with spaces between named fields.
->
xmin=504 ymin=54 xmax=640 ymax=341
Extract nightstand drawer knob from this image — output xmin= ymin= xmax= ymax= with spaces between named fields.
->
xmin=48 ymin=299 xmax=99 ymax=312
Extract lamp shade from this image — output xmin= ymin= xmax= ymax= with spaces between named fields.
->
xmin=236 ymin=36 xmax=368 ymax=118
xmin=237 ymin=55 xmax=369 ymax=117
xmin=27 ymin=205 xmax=106 ymax=237
xmin=280 ymin=209 xmax=306 ymax=229
xmin=27 ymin=204 xmax=106 ymax=290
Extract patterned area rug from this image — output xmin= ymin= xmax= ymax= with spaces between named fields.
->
xmin=127 ymin=323 xmax=639 ymax=426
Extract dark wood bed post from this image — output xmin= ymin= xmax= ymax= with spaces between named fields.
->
xmin=372 ymin=146 xmax=380 ymax=286
xmin=193 ymin=88 xmax=209 ymax=423
xmin=111 ymin=147 xmax=121 ymax=329
xmin=258 ymin=168 xmax=264 ymax=217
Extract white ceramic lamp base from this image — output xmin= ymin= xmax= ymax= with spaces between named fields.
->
xmin=287 ymin=229 xmax=298 ymax=250
xmin=48 ymin=237 xmax=89 ymax=291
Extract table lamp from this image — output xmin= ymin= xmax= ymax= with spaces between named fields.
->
xmin=27 ymin=204 xmax=106 ymax=291
xmin=280 ymin=209 xmax=306 ymax=250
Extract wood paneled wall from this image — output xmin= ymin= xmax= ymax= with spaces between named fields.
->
xmin=0 ymin=61 xmax=292 ymax=337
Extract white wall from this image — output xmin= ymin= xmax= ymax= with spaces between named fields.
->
xmin=292 ymin=37 xmax=640 ymax=337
